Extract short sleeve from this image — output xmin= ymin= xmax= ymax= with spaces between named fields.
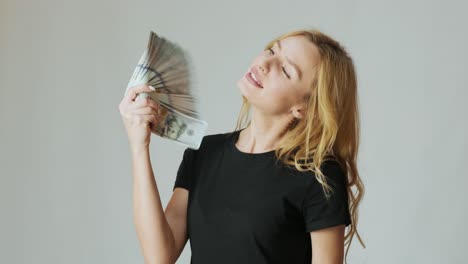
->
xmin=173 ymin=147 xmax=195 ymax=191
xmin=302 ymin=159 xmax=352 ymax=232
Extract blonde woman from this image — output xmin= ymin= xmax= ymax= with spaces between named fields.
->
xmin=119 ymin=28 xmax=366 ymax=264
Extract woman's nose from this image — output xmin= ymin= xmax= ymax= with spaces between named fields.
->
xmin=258 ymin=61 xmax=269 ymax=74
xmin=258 ymin=57 xmax=276 ymax=74
xmin=258 ymin=65 xmax=265 ymax=74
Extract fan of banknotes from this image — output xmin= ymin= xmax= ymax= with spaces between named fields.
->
xmin=124 ymin=31 xmax=208 ymax=150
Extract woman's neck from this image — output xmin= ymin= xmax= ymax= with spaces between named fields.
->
xmin=235 ymin=109 xmax=294 ymax=153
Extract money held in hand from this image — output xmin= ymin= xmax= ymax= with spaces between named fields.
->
xmin=125 ymin=31 xmax=208 ymax=150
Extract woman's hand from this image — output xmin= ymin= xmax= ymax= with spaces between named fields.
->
xmin=119 ymin=84 xmax=161 ymax=149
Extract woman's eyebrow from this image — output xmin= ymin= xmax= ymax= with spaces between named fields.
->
xmin=276 ymin=40 xmax=303 ymax=80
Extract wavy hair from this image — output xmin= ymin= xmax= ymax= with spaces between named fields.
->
xmin=234 ymin=28 xmax=366 ymax=263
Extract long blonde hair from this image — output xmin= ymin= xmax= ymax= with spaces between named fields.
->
xmin=235 ymin=28 xmax=366 ymax=262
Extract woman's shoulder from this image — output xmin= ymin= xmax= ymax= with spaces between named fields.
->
xmin=289 ymin=155 xmax=346 ymax=183
xmin=196 ymin=129 xmax=239 ymax=151
xmin=202 ymin=130 xmax=237 ymax=143
xmin=321 ymin=157 xmax=347 ymax=182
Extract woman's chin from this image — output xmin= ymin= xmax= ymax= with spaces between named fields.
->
xmin=237 ymin=81 xmax=249 ymax=96
xmin=237 ymin=87 xmax=259 ymax=107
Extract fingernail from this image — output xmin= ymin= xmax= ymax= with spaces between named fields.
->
xmin=139 ymin=93 xmax=149 ymax=100
xmin=149 ymin=86 xmax=156 ymax=91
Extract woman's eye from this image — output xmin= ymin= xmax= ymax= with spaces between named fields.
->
xmin=267 ymin=48 xmax=291 ymax=79
xmin=283 ymin=67 xmax=291 ymax=79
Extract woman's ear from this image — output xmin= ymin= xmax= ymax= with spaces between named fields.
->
xmin=292 ymin=107 xmax=303 ymax=119
xmin=291 ymin=102 xmax=306 ymax=119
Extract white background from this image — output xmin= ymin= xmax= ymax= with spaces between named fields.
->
xmin=1 ymin=0 xmax=467 ymax=263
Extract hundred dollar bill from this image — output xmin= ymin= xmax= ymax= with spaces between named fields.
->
xmin=124 ymin=31 xmax=208 ymax=150
xmin=125 ymin=31 xmax=193 ymax=95
xmin=145 ymin=91 xmax=199 ymax=118
xmin=135 ymin=93 xmax=208 ymax=150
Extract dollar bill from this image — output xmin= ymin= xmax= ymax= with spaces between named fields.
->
xmin=124 ymin=31 xmax=208 ymax=150
xmin=135 ymin=93 xmax=207 ymax=150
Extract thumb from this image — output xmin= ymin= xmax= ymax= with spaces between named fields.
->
xmin=126 ymin=84 xmax=156 ymax=101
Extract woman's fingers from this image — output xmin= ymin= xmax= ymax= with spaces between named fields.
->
xmin=120 ymin=96 xmax=160 ymax=117
xmin=147 ymin=114 xmax=159 ymax=127
xmin=119 ymin=86 xmax=161 ymax=127
xmin=132 ymin=106 xmax=159 ymax=116
xmin=125 ymin=84 xmax=156 ymax=102
xmin=139 ymin=113 xmax=160 ymax=129
xmin=119 ymin=102 xmax=157 ymax=120
xmin=126 ymin=112 xmax=159 ymax=125
xmin=132 ymin=96 xmax=160 ymax=111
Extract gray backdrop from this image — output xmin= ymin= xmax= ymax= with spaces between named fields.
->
xmin=1 ymin=0 xmax=467 ymax=263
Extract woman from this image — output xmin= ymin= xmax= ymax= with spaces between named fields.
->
xmin=119 ymin=28 xmax=366 ymax=264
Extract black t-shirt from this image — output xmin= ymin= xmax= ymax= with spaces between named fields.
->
xmin=173 ymin=129 xmax=351 ymax=264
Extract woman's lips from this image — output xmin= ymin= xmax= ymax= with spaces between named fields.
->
xmin=244 ymin=71 xmax=263 ymax=88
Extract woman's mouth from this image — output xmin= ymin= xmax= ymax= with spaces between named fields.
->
xmin=245 ymin=71 xmax=263 ymax=88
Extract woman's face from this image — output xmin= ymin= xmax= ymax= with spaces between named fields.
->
xmin=237 ymin=35 xmax=320 ymax=117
